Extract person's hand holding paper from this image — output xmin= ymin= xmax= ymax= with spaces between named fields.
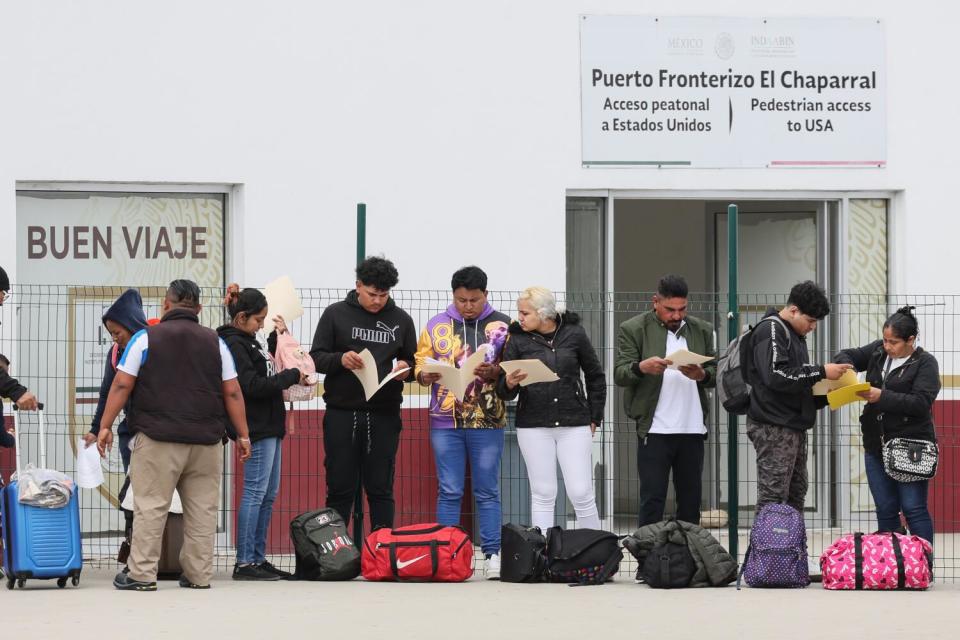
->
xmin=420 ymin=345 xmax=491 ymax=400
xmin=351 ymin=349 xmax=410 ymax=400
xmin=500 ymin=359 xmax=560 ymax=388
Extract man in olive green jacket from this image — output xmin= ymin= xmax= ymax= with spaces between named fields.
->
xmin=614 ymin=275 xmax=716 ymax=527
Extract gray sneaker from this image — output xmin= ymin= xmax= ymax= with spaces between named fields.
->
xmin=113 ymin=571 xmax=157 ymax=591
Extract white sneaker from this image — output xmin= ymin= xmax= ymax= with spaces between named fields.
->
xmin=484 ymin=553 xmax=501 ymax=580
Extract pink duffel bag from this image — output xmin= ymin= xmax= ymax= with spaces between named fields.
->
xmin=820 ymin=531 xmax=932 ymax=590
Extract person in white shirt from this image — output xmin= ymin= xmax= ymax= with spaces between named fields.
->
xmin=614 ymin=275 xmax=716 ymax=527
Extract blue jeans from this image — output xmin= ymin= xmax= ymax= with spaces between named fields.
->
xmin=864 ymin=451 xmax=934 ymax=544
xmin=430 ymin=428 xmax=504 ymax=555
xmin=236 ymin=437 xmax=282 ymax=565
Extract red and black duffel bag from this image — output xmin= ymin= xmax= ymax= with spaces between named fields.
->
xmin=361 ymin=523 xmax=474 ymax=582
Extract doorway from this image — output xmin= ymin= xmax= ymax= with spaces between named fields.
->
xmin=566 ymin=193 xmax=889 ymax=532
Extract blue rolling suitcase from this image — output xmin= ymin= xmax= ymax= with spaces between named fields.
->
xmin=1 ymin=404 xmax=82 ymax=589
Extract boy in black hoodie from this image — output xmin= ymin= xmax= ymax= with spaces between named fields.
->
xmin=745 ymin=281 xmax=851 ymax=510
xmin=310 ymin=256 xmax=416 ymax=531
xmin=84 ymin=289 xmax=149 ymax=472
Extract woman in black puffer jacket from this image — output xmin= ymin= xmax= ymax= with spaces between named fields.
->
xmin=496 ymin=286 xmax=606 ymax=531
xmin=834 ymin=306 xmax=939 ymax=545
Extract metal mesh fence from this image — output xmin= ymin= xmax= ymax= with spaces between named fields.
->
xmin=1 ymin=286 xmax=957 ymax=579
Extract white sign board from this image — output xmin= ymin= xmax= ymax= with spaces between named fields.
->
xmin=580 ymin=16 xmax=886 ymax=168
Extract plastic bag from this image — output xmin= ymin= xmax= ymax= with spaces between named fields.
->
xmin=14 ymin=464 xmax=75 ymax=508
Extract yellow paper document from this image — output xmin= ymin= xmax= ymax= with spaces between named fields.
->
xmin=827 ymin=382 xmax=872 ymax=410
xmin=499 ymin=359 xmax=560 ymax=387
xmin=812 ymin=370 xmax=859 ymax=395
xmin=263 ymin=275 xmax=305 ymax=333
xmin=351 ymin=349 xmax=410 ymax=401
xmin=421 ymin=344 xmax=492 ymax=401
xmin=665 ymin=349 xmax=714 ymax=370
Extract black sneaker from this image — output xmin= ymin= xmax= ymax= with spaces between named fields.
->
xmin=258 ymin=561 xmax=293 ymax=579
xmin=113 ymin=571 xmax=157 ymax=591
xmin=232 ymin=563 xmax=281 ymax=581
xmin=178 ymin=576 xmax=211 ymax=589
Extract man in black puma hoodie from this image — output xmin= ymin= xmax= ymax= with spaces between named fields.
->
xmin=310 ymin=256 xmax=417 ymax=531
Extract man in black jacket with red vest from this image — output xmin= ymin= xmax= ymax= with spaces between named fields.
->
xmin=97 ymin=280 xmax=252 ymax=591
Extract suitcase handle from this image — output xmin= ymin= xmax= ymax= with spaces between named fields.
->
xmin=11 ymin=403 xmax=47 ymax=477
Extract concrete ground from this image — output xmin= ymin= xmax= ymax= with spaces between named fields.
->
xmin=5 ymin=567 xmax=957 ymax=639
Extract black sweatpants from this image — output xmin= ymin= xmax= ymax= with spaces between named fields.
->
xmin=637 ymin=433 xmax=705 ymax=527
xmin=323 ymin=408 xmax=402 ymax=532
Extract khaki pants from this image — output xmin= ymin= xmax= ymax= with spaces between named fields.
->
xmin=128 ymin=432 xmax=223 ymax=585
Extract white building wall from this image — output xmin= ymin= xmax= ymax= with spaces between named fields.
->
xmin=0 ymin=0 xmax=956 ymax=294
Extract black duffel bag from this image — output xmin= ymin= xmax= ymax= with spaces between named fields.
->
xmin=639 ymin=525 xmax=696 ymax=589
xmin=501 ymin=523 xmax=547 ymax=583
xmin=544 ymin=526 xmax=622 ymax=586
xmin=290 ymin=508 xmax=361 ymax=581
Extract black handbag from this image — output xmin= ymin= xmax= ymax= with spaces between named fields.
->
xmin=500 ymin=523 xmax=547 ymax=583
xmin=882 ymin=438 xmax=939 ymax=482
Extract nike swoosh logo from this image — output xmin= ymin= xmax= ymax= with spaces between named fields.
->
xmin=395 ymin=554 xmax=428 ymax=570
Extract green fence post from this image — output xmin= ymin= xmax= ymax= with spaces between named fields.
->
xmin=356 ymin=203 xmax=366 ymax=265
xmin=353 ymin=202 xmax=367 ymax=541
xmin=726 ymin=203 xmax=740 ymax=560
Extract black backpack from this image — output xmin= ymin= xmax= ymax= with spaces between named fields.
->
xmin=716 ymin=315 xmax=790 ymax=415
xmin=290 ymin=508 xmax=361 ymax=581
xmin=639 ymin=526 xmax=696 ymax=589
xmin=500 ymin=523 xmax=547 ymax=583
xmin=544 ymin=526 xmax=622 ymax=586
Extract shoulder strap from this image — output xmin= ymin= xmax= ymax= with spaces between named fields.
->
xmin=762 ymin=315 xmax=792 ymax=348
xmin=111 ymin=342 xmax=120 ymax=369
xmin=889 ymin=533 xmax=906 ymax=589
xmin=736 ymin=545 xmax=750 ymax=590
xmin=854 ymin=533 xmax=864 ymax=590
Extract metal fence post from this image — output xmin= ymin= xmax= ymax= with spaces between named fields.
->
xmin=727 ymin=203 xmax=740 ymax=560
xmin=354 ymin=202 xmax=366 ymax=541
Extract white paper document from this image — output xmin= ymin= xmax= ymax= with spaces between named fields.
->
xmin=812 ymin=370 xmax=860 ymax=395
xmin=263 ymin=275 xmax=305 ymax=333
xmin=352 ymin=349 xmax=410 ymax=401
xmin=121 ymin=480 xmax=184 ymax=514
xmin=665 ymin=349 xmax=715 ymax=370
xmin=421 ymin=344 xmax=491 ymax=401
xmin=499 ymin=359 xmax=560 ymax=386
xmin=76 ymin=438 xmax=104 ymax=489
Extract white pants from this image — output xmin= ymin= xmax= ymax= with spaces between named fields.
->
xmin=516 ymin=426 xmax=600 ymax=531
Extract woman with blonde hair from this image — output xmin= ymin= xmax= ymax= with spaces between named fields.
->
xmin=496 ymin=286 xmax=606 ymax=531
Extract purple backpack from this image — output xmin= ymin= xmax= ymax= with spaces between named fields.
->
xmin=737 ymin=503 xmax=810 ymax=589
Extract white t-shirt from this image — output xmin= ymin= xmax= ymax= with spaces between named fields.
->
xmin=118 ymin=329 xmax=238 ymax=381
xmin=882 ymin=354 xmax=909 ymax=381
xmin=649 ymin=324 xmax=707 ymax=436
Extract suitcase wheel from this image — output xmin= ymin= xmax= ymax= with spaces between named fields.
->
xmin=16 ymin=578 xmax=25 ymax=589
xmin=5 ymin=577 xmax=12 ymax=590
xmin=57 ymin=577 xmax=67 ymax=588
xmin=72 ymin=576 xmax=80 ymax=587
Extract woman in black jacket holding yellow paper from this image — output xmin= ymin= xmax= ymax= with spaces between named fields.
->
xmin=834 ymin=306 xmax=939 ymax=545
xmin=497 ymin=286 xmax=606 ymax=532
